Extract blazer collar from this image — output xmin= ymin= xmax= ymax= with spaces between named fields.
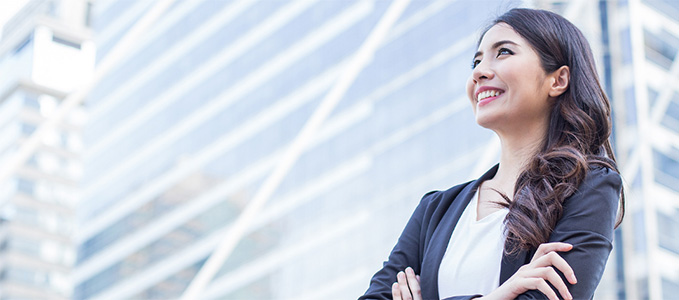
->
xmin=422 ymin=164 xmax=499 ymax=299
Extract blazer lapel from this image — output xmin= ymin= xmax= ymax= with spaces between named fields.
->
xmin=421 ymin=165 xmax=499 ymax=299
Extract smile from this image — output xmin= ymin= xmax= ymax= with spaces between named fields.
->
xmin=477 ymin=89 xmax=504 ymax=102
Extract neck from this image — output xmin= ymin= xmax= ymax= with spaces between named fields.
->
xmin=491 ymin=124 xmax=547 ymax=197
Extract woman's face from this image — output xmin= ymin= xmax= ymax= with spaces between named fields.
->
xmin=466 ymin=23 xmax=554 ymax=135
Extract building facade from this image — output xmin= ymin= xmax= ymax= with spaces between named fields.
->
xmin=604 ymin=0 xmax=679 ymax=299
xmin=74 ymin=0 xmax=519 ymax=298
xmin=0 ymin=0 xmax=93 ymax=299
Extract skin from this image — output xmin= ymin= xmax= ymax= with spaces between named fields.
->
xmin=392 ymin=23 xmax=574 ymax=300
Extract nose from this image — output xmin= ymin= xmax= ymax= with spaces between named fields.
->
xmin=472 ymin=60 xmax=494 ymax=83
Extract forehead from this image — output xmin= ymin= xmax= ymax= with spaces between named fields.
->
xmin=477 ymin=23 xmax=524 ymax=49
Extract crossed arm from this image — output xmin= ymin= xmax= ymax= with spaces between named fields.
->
xmin=393 ymin=242 xmax=577 ymax=300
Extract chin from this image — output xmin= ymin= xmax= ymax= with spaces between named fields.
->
xmin=474 ymin=114 xmax=498 ymax=130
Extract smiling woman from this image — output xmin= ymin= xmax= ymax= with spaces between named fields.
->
xmin=359 ymin=8 xmax=624 ymax=300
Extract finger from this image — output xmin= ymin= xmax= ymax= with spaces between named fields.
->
xmin=535 ymin=251 xmax=577 ymax=284
xmin=405 ymin=267 xmax=422 ymax=300
xmin=416 ymin=274 xmax=420 ymax=283
xmin=392 ymin=282 xmax=402 ymax=300
xmin=530 ymin=278 xmax=559 ymax=300
xmin=397 ymin=271 xmax=412 ymax=300
xmin=532 ymin=267 xmax=572 ymax=300
xmin=532 ymin=242 xmax=573 ymax=262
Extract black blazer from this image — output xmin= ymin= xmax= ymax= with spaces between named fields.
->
xmin=359 ymin=164 xmax=622 ymax=300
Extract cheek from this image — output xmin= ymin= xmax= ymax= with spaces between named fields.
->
xmin=466 ymin=76 xmax=475 ymax=102
xmin=465 ymin=77 xmax=477 ymax=113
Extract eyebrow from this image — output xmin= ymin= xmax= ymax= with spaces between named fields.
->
xmin=473 ymin=40 xmax=520 ymax=59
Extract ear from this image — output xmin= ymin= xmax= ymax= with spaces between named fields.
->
xmin=548 ymin=65 xmax=570 ymax=97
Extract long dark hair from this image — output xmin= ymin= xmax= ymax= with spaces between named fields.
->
xmin=480 ymin=8 xmax=625 ymax=254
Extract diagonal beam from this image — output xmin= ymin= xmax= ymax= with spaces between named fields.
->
xmin=179 ymin=0 xmax=412 ymax=298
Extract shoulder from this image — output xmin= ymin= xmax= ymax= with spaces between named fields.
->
xmin=420 ymin=163 xmax=497 ymax=206
xmin=412 ymin=180 xmax=476 ymax=226
xmin=558 ymin=166 xmax=622 ymax=238
xmin=566 ymin=165 xmax=622 ymax=207
xmin=581 ymin=165 xmax=622 ymax=190
xmin=419 ymin=180 xmax=475 ymax=208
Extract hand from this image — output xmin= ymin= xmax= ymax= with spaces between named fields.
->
xmin=482 ymin=242 xmax=577 ymax=300
xmin=392 ymin=267 xmax=421 ymax=300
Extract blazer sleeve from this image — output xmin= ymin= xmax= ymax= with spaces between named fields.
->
xmin=358 ymin=192 xmax=434 ymax=300
xmin=516 ymin=166 xmax=622 ymax=300
xmin=360 ymin=187 xmax=481 ymax=300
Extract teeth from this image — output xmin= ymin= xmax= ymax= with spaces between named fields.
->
xmin=477 ymin=90 xmax=503 ymax=101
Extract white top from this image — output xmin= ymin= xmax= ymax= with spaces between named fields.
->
xmin=438 ymin=189 xmax=509 ymax=299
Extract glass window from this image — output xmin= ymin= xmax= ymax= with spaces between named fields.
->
xmin=17 ymin=178 xmax=35 ymax=195
xmin=75 ymin=263 xmax=120 ymax=300
xmin=52 ymin=35 xmax=81 ymax=49
xmin=85 ymin=2 xmax=93 ymax=28
xmin=133 ymin=258 xmax=206 ymax=299
xmin=6 ymin=267 xmax=42 ymax=284
xmin=644 ymin=29 xmax=679 ymax=70
xmin=634 ymin=211 xmax=647 ymax=252
xmin=657 ymin=209 xmax=679 ymax=254
xmin=620 ymin=27 xmax=634 ymax=64
xmin=643 ymin=0 xmax=679 ymax=21
xmin=625 ymin=86 xmax=637 ymax=125
xmin=653 ymin=150 xmax=679 ymax=192
xmin=20 ymin=123 xmax=36 ymax=135
xmin=23 ymin=91 xmax=40 ymax=109
xmin=638 ymin=277 xmax=650 ymax=300
xmin=77 ymin=191 xmax=251 ymax=298
xmin=78 ymin=173 xmax=223 ymax=263
xmin=219 ymin=274 xmax=273 ymax=299
xmin=662 ymin=277 xmax=679 ymax=300
xmin=648 ymin=87 xmax=659 ymax=107
xmin=660 ymin=92 xmax=679 ymax=133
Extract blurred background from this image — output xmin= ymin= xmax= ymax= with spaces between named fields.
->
xmin=0 ymin=0 xmax=677 ymax=299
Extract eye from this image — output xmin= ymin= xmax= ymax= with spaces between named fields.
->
xmin=471 ymin=59 xmax=481 ymax=69
xmin=497 ymin=48 xmax=514 ymax=57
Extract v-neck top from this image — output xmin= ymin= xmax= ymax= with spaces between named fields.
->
xmin=437 ymin=189 xmax=508 ymax=299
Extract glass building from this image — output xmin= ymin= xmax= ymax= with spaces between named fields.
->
xmin=0 ymin=0 xmax=93 ymax=299
xmin=44 ymin=0 xmax=675 ymax=300
xmin=74 ymin=0 xmax=521 ymax=298
xmin=604 ymin=0 xmax=679 ymax=299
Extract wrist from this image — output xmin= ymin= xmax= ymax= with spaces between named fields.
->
xmin=480 ymin=283 xmax=513 ymax=300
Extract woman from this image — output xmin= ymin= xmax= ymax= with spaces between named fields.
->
xmin=359 ymin=8 xmax=624 ymax=300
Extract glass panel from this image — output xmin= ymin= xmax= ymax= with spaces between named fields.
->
xmin=642 ymin=0 xmax=679 ymax=21
xmin=660 ymin=92 xmax=679 ymax=133
xmin=662 ymin=277 xmax=679 ymax=300
xmin=657 ymin=210 xmax=679 ymax=254
xmin=653 ymin=150 xmax=679 ymax=192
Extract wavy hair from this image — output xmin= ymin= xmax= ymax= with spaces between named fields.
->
xmin=480 ymin=8 xmax=625 ymax=254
